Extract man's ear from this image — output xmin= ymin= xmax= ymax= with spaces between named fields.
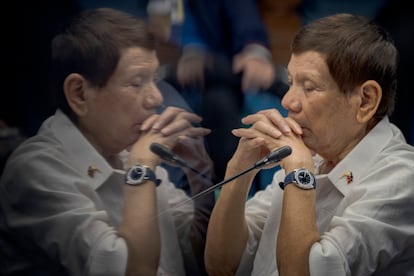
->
xmin=63 ymin=73 xmax=89 ymax=117
xmin=356 ymin=80 xmax=382 ymax=123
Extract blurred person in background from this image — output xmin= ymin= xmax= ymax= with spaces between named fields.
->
xmin=165 ymin=0 xmax=277 ymax=184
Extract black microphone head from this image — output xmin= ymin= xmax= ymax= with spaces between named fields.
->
xmin=150 ymin=142 xmax=188 ymax=167
xmin=254 ymin=145 xmax=292 ymax=168
xmin=150 ymin=143 xmax=175 ymax=161
xmin=267 ymin=145 xmax=292 ymax=162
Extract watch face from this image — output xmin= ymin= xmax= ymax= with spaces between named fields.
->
xmin=298 ymin=170 xmax=311 ymax=184
xmin=125 ymin=165 xmax=146 ymax=185
xmin=130 ymin=166 xmax=145 ymax=181
xmin=295 ymin=168 xmax=315 ymax=189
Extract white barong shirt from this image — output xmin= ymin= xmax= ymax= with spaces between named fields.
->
xmin=237 ymin=117 xmax=414 ymax=275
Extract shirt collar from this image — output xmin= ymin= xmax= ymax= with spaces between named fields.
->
xmin=325 ymin=117 xmax=393 ymax=196
xmin=50 ymin=110 xmax=117 ymax=190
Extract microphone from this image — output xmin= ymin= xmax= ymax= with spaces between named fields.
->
xmin=155 ymin=145 xmax=292 ymax=209
xmin=193 ymin=145 xmax=292 ymax=199
xmin=150 ymin=143 xmax=211 ymax=179
xmin=150 ymin=142 xmax=187 ymax=167
xmin=254 ymin=145 xmax=292 ymax=168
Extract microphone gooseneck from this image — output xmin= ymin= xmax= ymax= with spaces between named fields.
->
xmin=187 ymin=145 xmax=292 ymax=202
xmin=153 ymin=144 xmax=292 ymax=212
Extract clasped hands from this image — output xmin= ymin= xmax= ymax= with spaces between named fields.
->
xmin=231 ymin=109 xmax=314 ymax=174
xmin=128 ymin=106 xmax=212 ymax=172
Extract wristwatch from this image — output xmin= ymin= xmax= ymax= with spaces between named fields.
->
xmin=125 ymin=164 xmax=160 ymax=186
xmin=279 ymin=168 xmax=316 ymax=190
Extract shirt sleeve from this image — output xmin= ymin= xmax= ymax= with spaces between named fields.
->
xmin=155 ymin=166 xmax=194 ymax=234
xmin=309 ymin=239 xmax=349 ymax=276
xmin=155 ymin=166 xmax=201 ymax=273
xmin=236 ymin=170 xmax=285 ymax=275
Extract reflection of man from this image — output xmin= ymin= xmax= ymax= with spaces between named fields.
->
xmin=0 ymin=8 xmax=213 ymax=275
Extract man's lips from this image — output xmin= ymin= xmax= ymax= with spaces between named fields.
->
xmin=131 ymin=123 xmax=143 ymax=133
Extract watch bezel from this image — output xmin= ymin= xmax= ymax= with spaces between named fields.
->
xmin=125 ymin=164 xmax=157 ymax=186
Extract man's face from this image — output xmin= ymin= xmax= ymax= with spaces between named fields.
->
xmin=80 ymin=47 xmax=163 ymax=155
xmin=282 ymin=51 xmax=361 ymax=160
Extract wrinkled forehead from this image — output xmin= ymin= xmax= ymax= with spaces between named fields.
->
xmin=116 ymin=47 xmax=159 ymax=72
xmin=288 ymin=52 xmax=328 ymax=77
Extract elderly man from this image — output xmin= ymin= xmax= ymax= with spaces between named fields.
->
xmin=205 ymin=13 xmax=414 ymax=275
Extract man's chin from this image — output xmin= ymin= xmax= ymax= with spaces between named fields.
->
xmin=301 ymin=133 xmax=316 ymax=154
xmin=125 ymin=133 xmax=141 ymax=150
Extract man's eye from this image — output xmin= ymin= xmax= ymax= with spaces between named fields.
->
xmin=304 ymin=87 xmax=314 ymax=92
xmin=131 ymin=83 xmax=143 ymax=88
